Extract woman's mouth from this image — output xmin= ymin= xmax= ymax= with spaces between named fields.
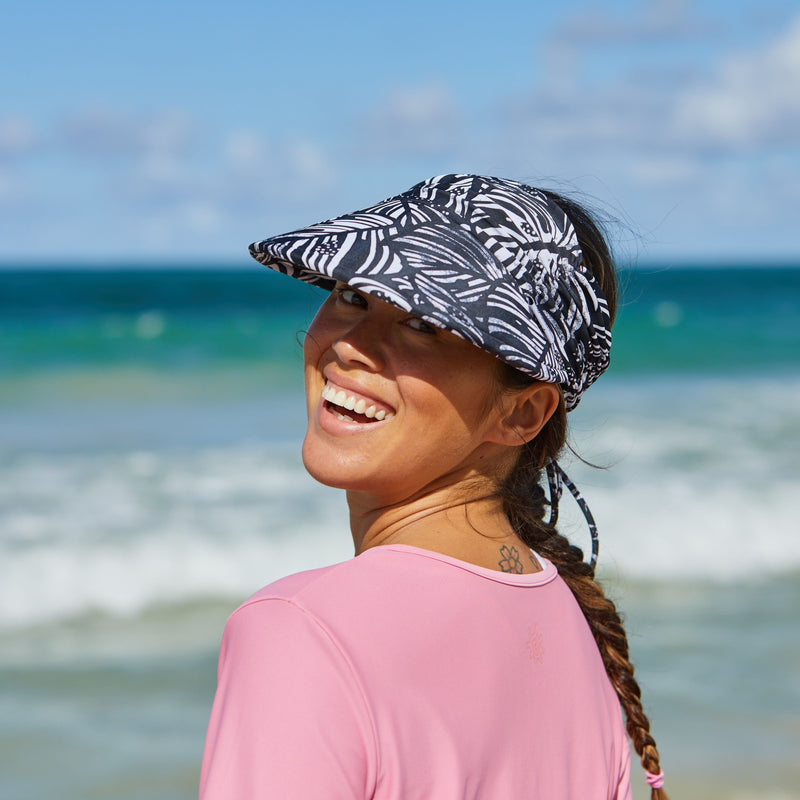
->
xmin=321 ymin=383 xmax=395 ymax=424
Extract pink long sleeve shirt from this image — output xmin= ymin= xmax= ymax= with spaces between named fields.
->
xmin=200 ymin=544 xmax=631 ymax=799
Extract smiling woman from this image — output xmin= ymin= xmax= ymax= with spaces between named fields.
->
xmin=199 ymin=174 xmax=669 ymax=800
xmin=302 ymin=284 xmax=556 ymax=520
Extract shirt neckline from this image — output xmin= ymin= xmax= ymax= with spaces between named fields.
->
xmin=361 ymin=543 xmax=559 ymax=587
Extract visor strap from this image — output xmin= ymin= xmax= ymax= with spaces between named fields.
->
xmin=545 ymin=460 xmax=563 ymax=528
xmin=545 ymin=460 xmax=600 ymax=573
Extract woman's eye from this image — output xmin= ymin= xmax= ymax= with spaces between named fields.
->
xmin=405 ymin=317 xmax=437 ymax=334
xmin=337 ymin=287 xmax=368 ymax=307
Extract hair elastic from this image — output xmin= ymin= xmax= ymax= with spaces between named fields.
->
xmin=645 ymin=770 xmax=665 ymax=789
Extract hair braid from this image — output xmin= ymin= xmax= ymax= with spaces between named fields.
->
xmin=498 ymin=188 xmax=668 ymax=798
xmin=501 ymin=452 xmax=669 ymax=800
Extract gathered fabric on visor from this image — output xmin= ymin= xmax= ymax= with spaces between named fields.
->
xmin=249 ymin=173 xmax=612 ymax=411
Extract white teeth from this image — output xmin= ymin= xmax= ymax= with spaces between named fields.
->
xmin=322 ymin=384 xmax=393 ymax=421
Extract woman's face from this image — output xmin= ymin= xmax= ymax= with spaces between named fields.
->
xmin=301 ymin=284 xmax=516 ymax=506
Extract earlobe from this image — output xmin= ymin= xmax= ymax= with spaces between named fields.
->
xmin=490 ymin=383 xmax=561 ymax=446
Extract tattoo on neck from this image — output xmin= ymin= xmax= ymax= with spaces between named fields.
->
xmin=498 ymin=545 xmax=524 ymax=574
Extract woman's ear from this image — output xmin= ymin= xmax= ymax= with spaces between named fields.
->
xmin=488 ymin=383 xmax=561 ymax=447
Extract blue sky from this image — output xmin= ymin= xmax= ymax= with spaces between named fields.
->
xmin=2 ymin=0 xmax=799 ymax=264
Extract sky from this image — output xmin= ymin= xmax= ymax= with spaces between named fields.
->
xmin=1 ymin=0 xmax=799 ymax=265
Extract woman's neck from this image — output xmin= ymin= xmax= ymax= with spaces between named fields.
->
xmin=346 ymin=482 xmax=542 ymax=574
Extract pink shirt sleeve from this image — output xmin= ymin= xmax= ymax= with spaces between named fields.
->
xmin=199 ymin=598 xmax=376 ymax=799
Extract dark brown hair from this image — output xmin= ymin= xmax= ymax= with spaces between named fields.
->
xmin=499 ymin=189 xmax=669 ymax=800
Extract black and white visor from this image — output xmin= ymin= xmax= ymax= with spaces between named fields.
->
xmin=249 ymin=174 xmax=612 ymax=410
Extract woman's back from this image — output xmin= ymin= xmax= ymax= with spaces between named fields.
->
xmin=201 ymin=545 xmax=631 ymax=799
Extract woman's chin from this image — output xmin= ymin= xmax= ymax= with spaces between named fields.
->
xmin=301 ymin=445 xmax=409 ymax=502
xmin=301 ymin=440 xmax=366 ymax=492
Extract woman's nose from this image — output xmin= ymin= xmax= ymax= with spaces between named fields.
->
xmin=332 ymin=317 xmax=387 ymax=372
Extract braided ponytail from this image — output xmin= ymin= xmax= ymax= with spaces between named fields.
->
xmin=498 ymin=190 xmax=669 ymax=799
xmin=501 ymin=447 xmax=669 ymax=799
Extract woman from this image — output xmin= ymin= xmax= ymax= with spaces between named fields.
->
xmin=199 ymin=174 xmax=668 ymax=799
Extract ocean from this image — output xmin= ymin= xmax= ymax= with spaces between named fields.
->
xmin=1 ymin=265 xmax=799 ymax=799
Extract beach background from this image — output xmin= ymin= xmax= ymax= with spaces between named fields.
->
xmin=4 ymin=0 xmax=800 ymax=797
xmin=1 ymin=264 xmax=798 ymax=800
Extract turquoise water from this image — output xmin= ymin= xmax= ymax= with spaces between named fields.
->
xmin=1 ymin=265 xmax=799 ymax=799
xmin=3 ymin=265 xmax=799 ymax=375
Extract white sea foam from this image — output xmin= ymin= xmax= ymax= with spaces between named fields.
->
xmin=564 ymin=374 xmax=800 ymax=581
xmin=0 ymin=445 xmax=351 ymax=628
xmin=1 ymin=375 xmax=798 ymax=628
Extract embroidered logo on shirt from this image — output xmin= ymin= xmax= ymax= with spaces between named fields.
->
xmin=527 ymin=624 xmax=545 ymax=664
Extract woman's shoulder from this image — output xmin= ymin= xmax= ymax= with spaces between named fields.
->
xmin=219 ymin=562 xmax=359 ymax=663
xmin=245 ymin=562 xmax=342 ymax=604
xmin=229 ymin=547 xmax=429 ymax=632
xmin=233 ymin=555 xmax=378 ymax=620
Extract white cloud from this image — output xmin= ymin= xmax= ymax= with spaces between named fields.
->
xmin=223 ymin=130 xmax=271 ymax=172
xmin=222 ymin=130 xmax=333 ymax=188
xmin=675 ymin=13 xmax=800 ymax=149
xmin=139 ymin=111 xmax=192 ymax=154
xmin=472 ymin=10 xmax=800 ymax=259
xmin=33 ymin=110 xmax=334 ymax=228
xmin=628 ymin=155 xmax=698 ymax=184
xmin=0 ymin=105 xmax=341 ymax=257
xmin=287 ymin=139 xmax=333 ymax=186
xmin=497 ymin=10 xmax=800 ymax=180
xmin=361 ymin=82 xmax=463 ymax=157
xmin=558 ymin=0 xmax=716 ymax=44
xmin=139 ymin=201 xmax=224 ymax=247
xmin=6 ymin=7 xmax=799 ymax=262
xmin=496 ymin=71 xmax=678 ymax=174
xmin=139 ymin=151 xmax=186 ymax=185
xmin=0 ymin=115 xmax=37 ymax=158
xmin=59 ymin=108 xmax=193 ymax=159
